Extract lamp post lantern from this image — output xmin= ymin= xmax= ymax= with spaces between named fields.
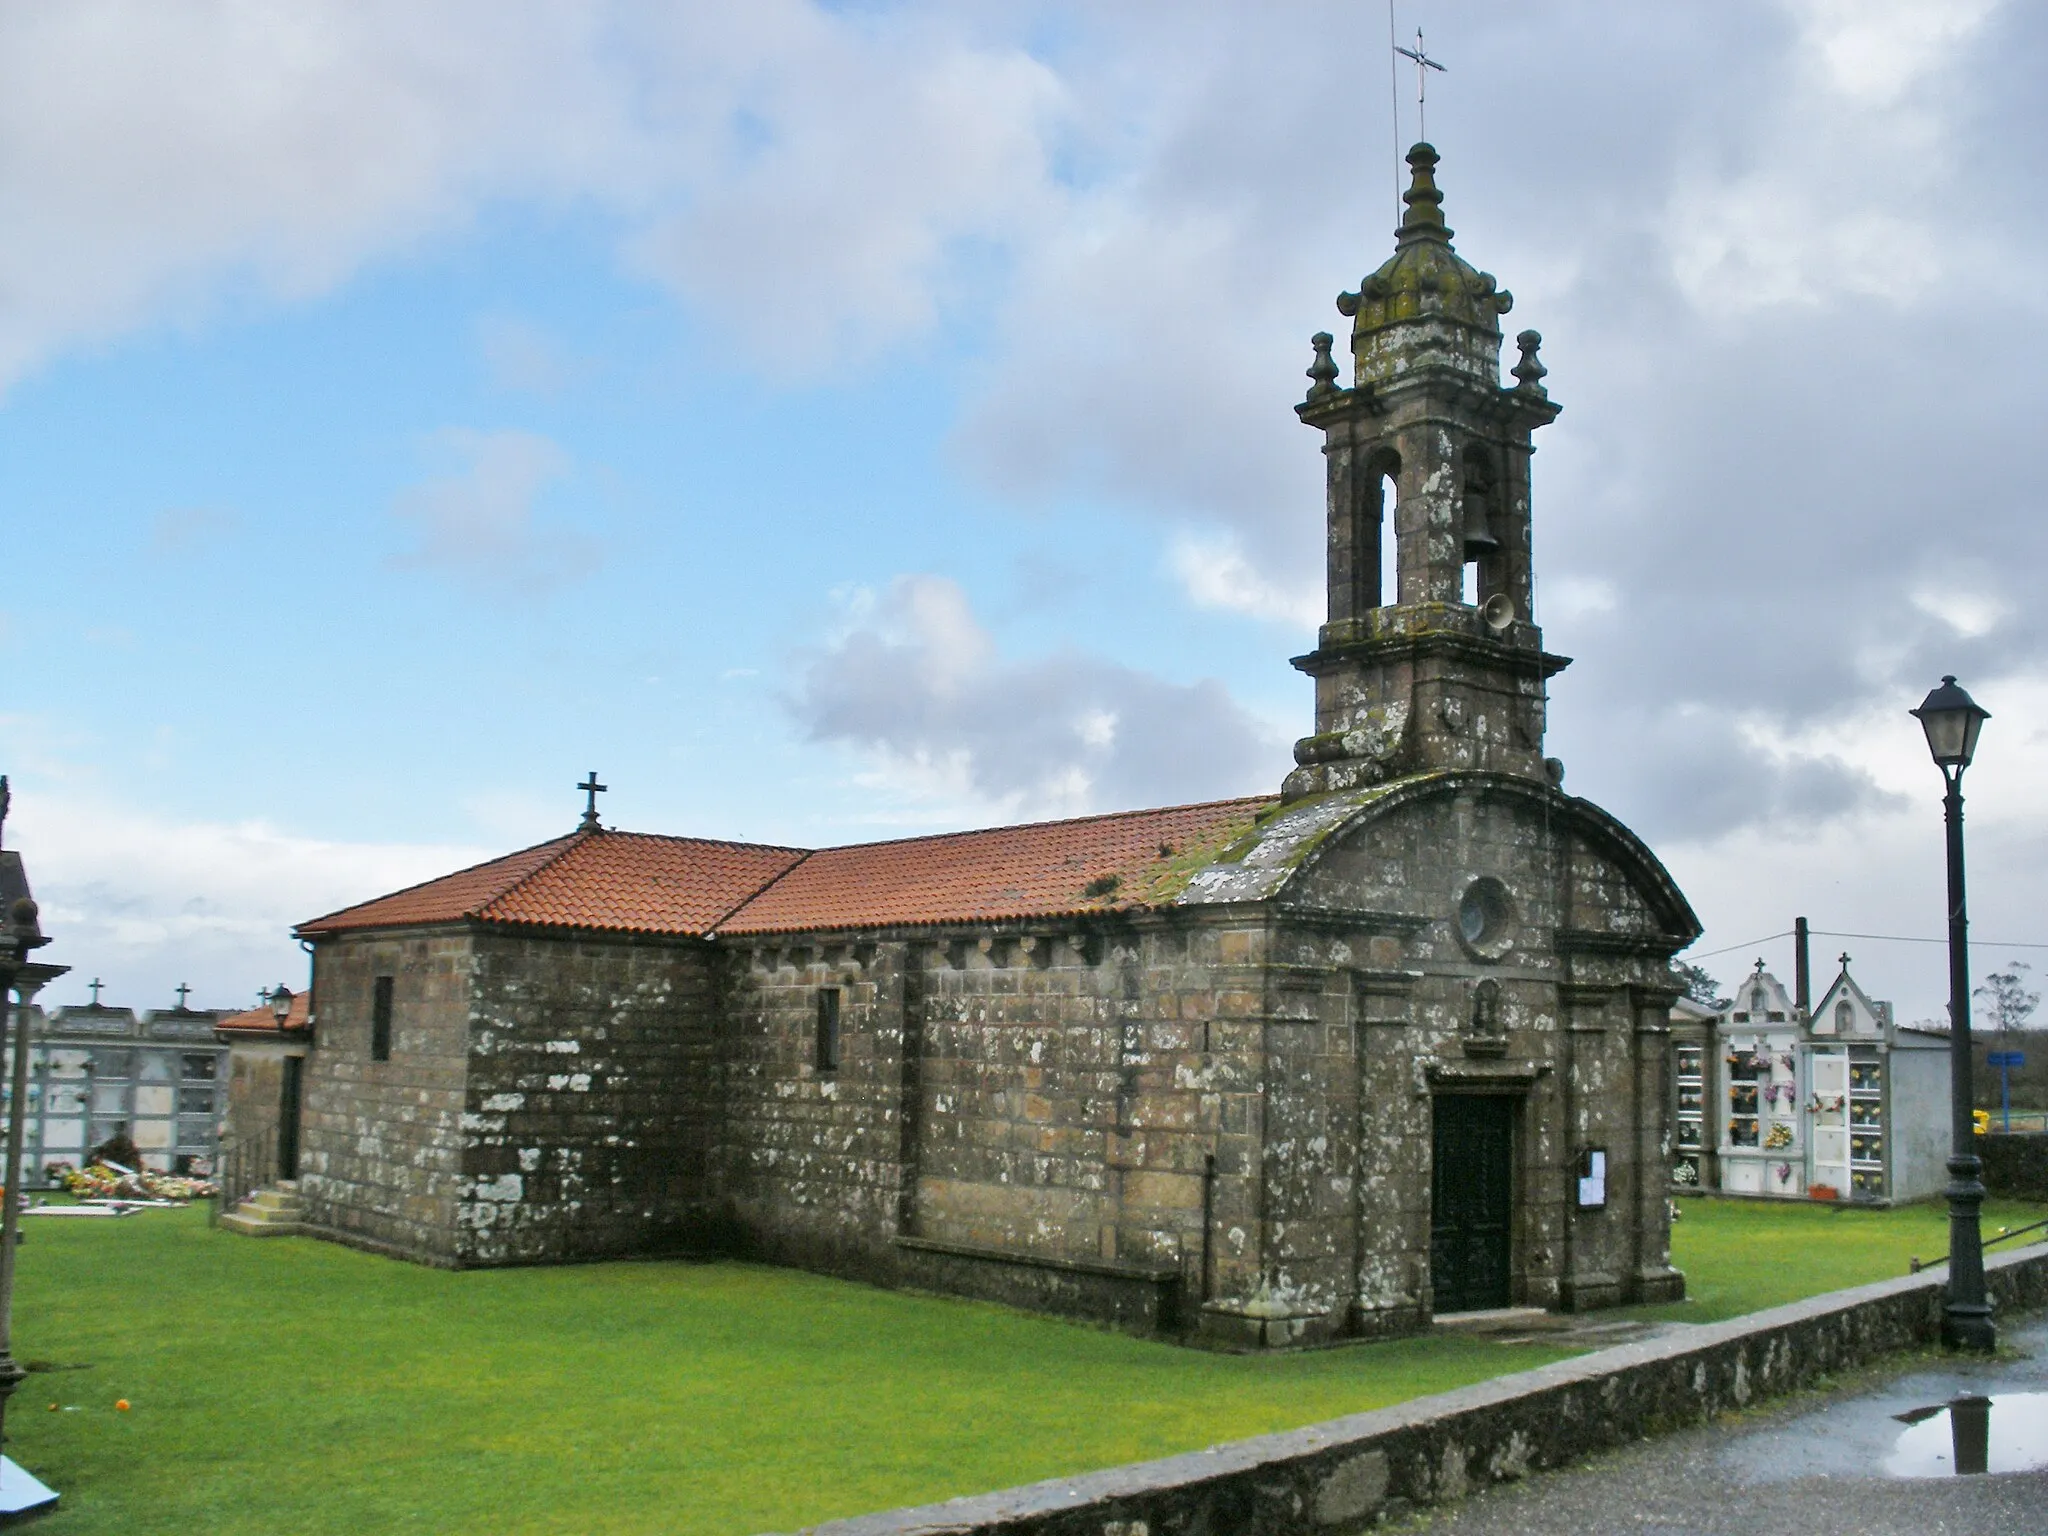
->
xmin=1911 ymin=675 xmax=1995 ymax=1352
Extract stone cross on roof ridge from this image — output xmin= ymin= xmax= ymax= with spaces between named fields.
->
xmin=88 ymin=978 xmax=103 ymax=1005
xmin=577 ymin=772 xmax=608 ymax=831
xmin=174 ymin=982 xmax=191 ymax=1010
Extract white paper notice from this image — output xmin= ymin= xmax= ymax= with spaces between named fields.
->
xmin=1577 ymin=1149 xmax=1607 ymax=1208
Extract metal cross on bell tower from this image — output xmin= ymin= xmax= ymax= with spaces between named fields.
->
xmin=577 ymin=772 xmax=608 ymax=832
xmin=1394 ymin=27 xmax=1447 ymax=144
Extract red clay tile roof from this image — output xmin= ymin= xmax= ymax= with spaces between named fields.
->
xmin=296 ymin=798 xmax=1273 ymax=939
xmin=295 ymin=832 xmax=806 ymax=938
xmin=720 ymin=798 xmax=1272 ymax=935
xmin=216 ymin=990 xmax=313 ymax=1035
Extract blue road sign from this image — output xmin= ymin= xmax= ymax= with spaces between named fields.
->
xmin=1988 ymin=1051 xmax=2027 ymax=1130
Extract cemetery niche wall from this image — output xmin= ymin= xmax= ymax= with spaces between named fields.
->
xmin=1 ymin=993 xmax=230 ymax=1182
xmin=1669 ymin=959 xmax=1949 ymax=1204
xmin=276 ymin=147 xmax=1702 ymax=1347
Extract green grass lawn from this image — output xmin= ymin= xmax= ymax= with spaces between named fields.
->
xmin=8 ymin=1196 xmax=2043 ymax=1536
xmin=1644 ymin=1192 xmax=2048 ymax=1322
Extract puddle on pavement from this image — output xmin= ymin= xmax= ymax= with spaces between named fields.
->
xmin=1885 ymin=1392 xmax=2048 ymax=1477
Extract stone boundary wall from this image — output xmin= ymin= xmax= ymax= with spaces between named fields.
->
xmin=1979 ymin=1132 xmax=2048 ymax=1201
xmin=799 ymin=1241 xmax=2048 ymax=1536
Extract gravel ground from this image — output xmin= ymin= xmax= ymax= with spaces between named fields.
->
xmin=1386 ymin=1316 xmax=2048 ymax=1536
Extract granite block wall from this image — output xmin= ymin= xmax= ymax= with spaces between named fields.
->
xmin=223 ymin=1047 xmax=287 ymax=1153
xmin=718 ymin=938 xmax=910 ymax=1276
xmin=1272 ymin=784 xmax=1685 ymax=1335
xmin=719 ymin=920 xmax=1271 ymax=1328
xmin=298 ymin=929 xmax=473 ymax=1262
xmin=457 ymin=930 xmax=725 ymax=1264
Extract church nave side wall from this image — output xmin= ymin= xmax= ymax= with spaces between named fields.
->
xmin=456 ymin=929 xmax=726 ymax=1266
xmin=717 ymin=921 xmax=1269 ymax=1333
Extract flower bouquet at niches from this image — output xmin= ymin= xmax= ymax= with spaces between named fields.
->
xmin=62 ymin=1161 xmax=219 ymax=1203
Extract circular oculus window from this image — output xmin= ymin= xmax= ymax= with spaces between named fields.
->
xmin=1456 ymin=876 xmax=1515 ymax=961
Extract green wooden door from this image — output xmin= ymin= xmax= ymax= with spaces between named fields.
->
xmin=1430 ymin=1094 xmax=1514 ymax=1313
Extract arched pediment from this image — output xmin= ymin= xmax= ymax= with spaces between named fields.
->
xmin=1177 ymin=771 xmax=1700 ymax=955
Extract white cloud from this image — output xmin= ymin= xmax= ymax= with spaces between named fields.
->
xmin=6 ymin=0 xmax=2047 ymax=1016
xmin=6 ymin=788 xmax=486 ymax=1013
xmin=1794 ymin=0 xmax=2003 ymax=106
xmin=622 ymin=8 xmax=1064 ymax=367
xmin=387 ymin=428 xmax=599 ymax=596
xmin=0 ymin=1 xmax=642 ymax=393
xmin=1909 ymin=585 xmax=2009 ymax=641
xmin=787 ymin=573 xmax=1284 ymax=821
xmin=1542 ymin=575 xmax=1620 ymax=625
xmin=1168 ymin=533 xmax=1321 ymax=628
xmin=476 ymin=316 xmax=582 ymax=395
xmin=0 ymin=1 xmax=1073 ymax=392
xmin=1661 ymin=0 xmax=2005 ymax=315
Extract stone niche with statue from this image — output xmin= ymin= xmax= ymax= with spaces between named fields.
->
xmin=1670 ymin=958 xmax=1950 ymax=1205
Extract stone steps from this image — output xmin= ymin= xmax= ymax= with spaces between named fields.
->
xmin=219 ymin=1182 xmax=305 ymax=1237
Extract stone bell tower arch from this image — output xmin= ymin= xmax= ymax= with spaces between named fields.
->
xmin=1285 ymin=144 xmax=1569 ymax=800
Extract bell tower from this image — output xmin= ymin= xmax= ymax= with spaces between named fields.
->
xmin=1284 ymin=144 xmax=1568 ymax=800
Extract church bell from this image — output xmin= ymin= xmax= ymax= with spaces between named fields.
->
xmin=1461 ymin=501 xmax=1500 ymax=561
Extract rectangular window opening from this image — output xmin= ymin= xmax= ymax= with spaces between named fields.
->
xmin=371 ymin=975 xmax=394 ymax=1063
xmin=815 ymin=988 xmax=841 ymax=1074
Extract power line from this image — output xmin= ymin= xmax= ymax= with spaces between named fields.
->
xmin=1685 ymin=929 xmax=2048 ymax=964
xmin=1685 ymin=932 xmax=1793 ymax=962
xmin=1387 ymin=1 xmax=1401 ymax=229
xmin=1812 ymin=929 xmax=2048 ymax=952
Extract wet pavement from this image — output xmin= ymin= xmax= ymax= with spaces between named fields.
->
xmin=1391 ymin=1315 xmax=2048 ymax=1535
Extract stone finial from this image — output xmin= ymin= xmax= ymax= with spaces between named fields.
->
xmin=1304 ymin=332 xmax=1339 ymax=401
xmin=1396 ymin=143 xmax=1451 ymax=246
xmin=1338 ymin=146 xmax=1512 ymax=349
xmin=1512 ymin=330 xmax=1548 ymax=395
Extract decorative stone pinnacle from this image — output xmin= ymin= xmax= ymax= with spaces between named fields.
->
xmin=1304 ymin=332 xmax=1339 ymax=401
xmin=1396 ymin=143 xmax=1451 ymax=246
xmin=1512 ymin=330 xmax=1548 ymax=395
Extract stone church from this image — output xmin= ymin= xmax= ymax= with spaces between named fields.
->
xmin=273 ymin=147 xmax=1700 ymax=1347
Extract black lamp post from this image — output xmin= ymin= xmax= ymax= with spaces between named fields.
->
xmin=269 ymin=985 xmax=293 ymax=1027
xmin=1911 ymin=675 xmax=1995 ymax=1353
xmin=0 ymin=778 xmax=64 ymax=1515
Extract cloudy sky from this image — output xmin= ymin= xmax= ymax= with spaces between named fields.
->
xmin=3 ymin=0 xmax=2043 ymax=1022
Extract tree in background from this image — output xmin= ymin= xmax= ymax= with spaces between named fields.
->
xmin=1976 ymin=961 xmax=2040 ymax=1040
xmin=1674 ymin=962 xmax=1730 ymax=1011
